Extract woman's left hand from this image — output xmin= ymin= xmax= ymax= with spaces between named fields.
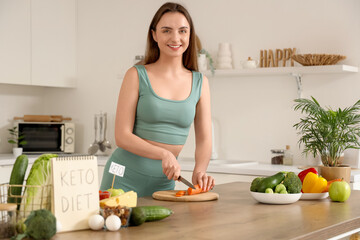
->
xmin=192 ymin=172 xmax=215 ymax=192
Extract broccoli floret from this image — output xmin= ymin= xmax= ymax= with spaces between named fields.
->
xmin=283 ymin=172 xmax=302 ymax=193
xmin=24 ymin=209 xmax=56 ymax=240
xmin=250 ymin=177 xmax=264 ymax=192
xmin=275 ymin=183 xmax=286 ymax=193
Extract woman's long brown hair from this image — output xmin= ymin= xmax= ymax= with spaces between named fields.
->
xmin=143 ymin=2 xmax=198 ymax=71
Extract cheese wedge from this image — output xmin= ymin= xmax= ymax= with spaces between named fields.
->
xmin=100 ymin=190 xmax=137 ymax=208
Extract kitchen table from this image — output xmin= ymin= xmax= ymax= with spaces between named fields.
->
xmin=52 ymin=182 xmax=360 ymax=240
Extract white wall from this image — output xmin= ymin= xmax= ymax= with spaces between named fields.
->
xmin=0 ymin=84 xmax=46 ymax=153
xmin=1 ymin=0 xmax=360 ymax=166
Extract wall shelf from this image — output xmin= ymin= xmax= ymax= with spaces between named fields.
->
xmin=204 ymin=65 xmax=359 ymax=98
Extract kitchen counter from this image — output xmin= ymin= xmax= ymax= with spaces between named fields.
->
xmin=178 ymin=157 xmax=360 ymax=184
xmin=52 ymin=182 xmax=360 ymax=240
xmin=2 ymin=154 xmax=360 ymax=184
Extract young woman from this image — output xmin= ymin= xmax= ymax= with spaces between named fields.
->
xmin=100 ymin=2 xmax=215 ymax=197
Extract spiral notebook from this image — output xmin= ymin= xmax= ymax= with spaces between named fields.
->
xmin=51 ymin=155 xmax=99 ymax=232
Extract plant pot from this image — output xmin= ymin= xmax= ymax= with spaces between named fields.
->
xmin=319 ymin=165 xmax=351 ymax=184
xmin=12 ymin=148 xmax=23 ymax=158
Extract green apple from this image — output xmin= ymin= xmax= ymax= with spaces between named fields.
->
xmin=329 ymin=181 xmax=351 ymax=202
xmin=107 ymin=188 xmax=125 ymax=197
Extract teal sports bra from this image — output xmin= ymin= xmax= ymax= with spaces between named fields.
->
xmin=133 ymin=65 xmax=203 ymax=145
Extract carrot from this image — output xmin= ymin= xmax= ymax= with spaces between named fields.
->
xmin=175 ymin=190 xmax=186 ymax=197
xmin=187 ymin=184 xmax=203 ymax=195
xmin=187 ymin=187 xmax=202 ymax=195
xmin=322 ymin=178 xmax=342 ymax=192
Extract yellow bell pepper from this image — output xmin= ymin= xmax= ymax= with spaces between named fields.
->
xmin=302 ymin=172 xmax=328 ymax=193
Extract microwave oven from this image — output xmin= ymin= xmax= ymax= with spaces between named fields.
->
xmin=16 ymin=122 xmax=75 ymax=153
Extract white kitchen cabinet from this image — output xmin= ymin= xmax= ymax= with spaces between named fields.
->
xmin=31 ymin=0 xmax=77 ymax=88
xmin=0 ymin=165 xmax=13 ymax=184
xmin=0 ymin=0 xmax=76 ymax=88
xmin=0 ymin=0 xmax=31 ymax=85
xmin=0 ymin=163 xmax=33 ymax=184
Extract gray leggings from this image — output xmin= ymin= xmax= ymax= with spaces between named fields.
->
xmin=100 ymin=147 xmax=175 ymax=197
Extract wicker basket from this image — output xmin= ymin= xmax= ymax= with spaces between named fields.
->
xmin=292 ymin=54 xmax=346 ymax=66
xmin=0 ymin=183 xmax=51 ymax=220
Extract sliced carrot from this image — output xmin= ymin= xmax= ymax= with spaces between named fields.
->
xmin=175 ymin=190 xmax=186 ymax=197
xmin=187 ymin=184 xmax=203 ymax=195
xmin=322 ymin=178 xmax=342 ymax=192
xmin=187 ymin=188 xmax=202 ymax=195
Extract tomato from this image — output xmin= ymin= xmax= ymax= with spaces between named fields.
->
xmin=99 ymin=190 xmax=111 ymax=200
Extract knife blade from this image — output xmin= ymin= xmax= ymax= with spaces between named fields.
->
xmin=178 ymin=176 xmax=195 ymax=189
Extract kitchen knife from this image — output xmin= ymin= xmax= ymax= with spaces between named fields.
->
xmin=178 ymin=176 xmax=195 ymax=189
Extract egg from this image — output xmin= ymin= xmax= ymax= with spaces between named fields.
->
xmin=105 ymin=215 xmax=121 ymax=231
xmin=88 ymin=214 xmax=105 ymax=230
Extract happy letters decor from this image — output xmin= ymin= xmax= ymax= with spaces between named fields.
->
xmin=51 ymin=155 xmax=99 ymax=232
xmin=260 ymin=48 xmax=297 ymax=68
xmin=259 ymin=48 xmax=346 ymax=67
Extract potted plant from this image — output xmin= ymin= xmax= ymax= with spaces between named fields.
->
xmin=198 ymin=48 xmax=215 ymax=76
xmin=293 ymin=96 xmax=360 ymax=183
xmin=8 ymin=126 xmax=27 ymax=157
xmin=195 ymin=35 xmax=215 ymax=76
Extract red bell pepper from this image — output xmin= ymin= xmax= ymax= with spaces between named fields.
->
xmin=298 ymin=167 xmax=318 ymax=183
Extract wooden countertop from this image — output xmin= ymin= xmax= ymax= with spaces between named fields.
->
xmin=53 ymin=182 xmax=360 ymax=240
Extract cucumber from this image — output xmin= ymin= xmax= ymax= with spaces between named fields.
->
xmin=141 ymin=206 xmax=173 ymax=222
xmin=257 ymin=172 xmax=286 ymax=193
xmin=130 ymin=207 xmax=146 ymax=226
xmin=8 ymin=154 xmax=29 ymax=206
xmin=130 ymin=206 xmax=173 ymax=226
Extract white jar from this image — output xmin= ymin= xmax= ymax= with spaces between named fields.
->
xmin=217 ymin=43 xmax=233 ymax=69
xmin=218 ymin=43 xmax=231 ymax=52
xmin=198 ymin=54 xmax=207 ymax=71
xmin=241 ymin=57 xmax=259 ymax=69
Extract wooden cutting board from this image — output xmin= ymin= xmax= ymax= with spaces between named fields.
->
xmin=152 ymin=190 xmax=219 ymax=202
xmin=14 ymin=115 xmax=72 ymax=122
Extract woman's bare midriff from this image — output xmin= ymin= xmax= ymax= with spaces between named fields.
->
xmin=143 ymin=139 xmax=183 ymax=158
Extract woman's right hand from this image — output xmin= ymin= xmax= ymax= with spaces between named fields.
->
xmin=161 ymin=150 xmax=181 ymax=181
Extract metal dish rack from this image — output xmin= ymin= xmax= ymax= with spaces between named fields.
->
xmin=0 ymin=183 xmax=51 ymax=220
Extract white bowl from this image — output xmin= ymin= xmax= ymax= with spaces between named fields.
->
xmin=250 ymin=191 xmax=302 ymax=204
xmin=300 ymin=192 xmax=329 ymax=200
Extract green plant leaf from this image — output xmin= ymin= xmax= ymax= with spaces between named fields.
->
xmin=294 ymin=96 xmax=360 ymax=166
xmin=7 ymin=126 xmax=27 ymax=145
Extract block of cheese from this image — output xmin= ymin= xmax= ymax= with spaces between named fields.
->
xmin=100 ymin=191 xmax=137 ymax=208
